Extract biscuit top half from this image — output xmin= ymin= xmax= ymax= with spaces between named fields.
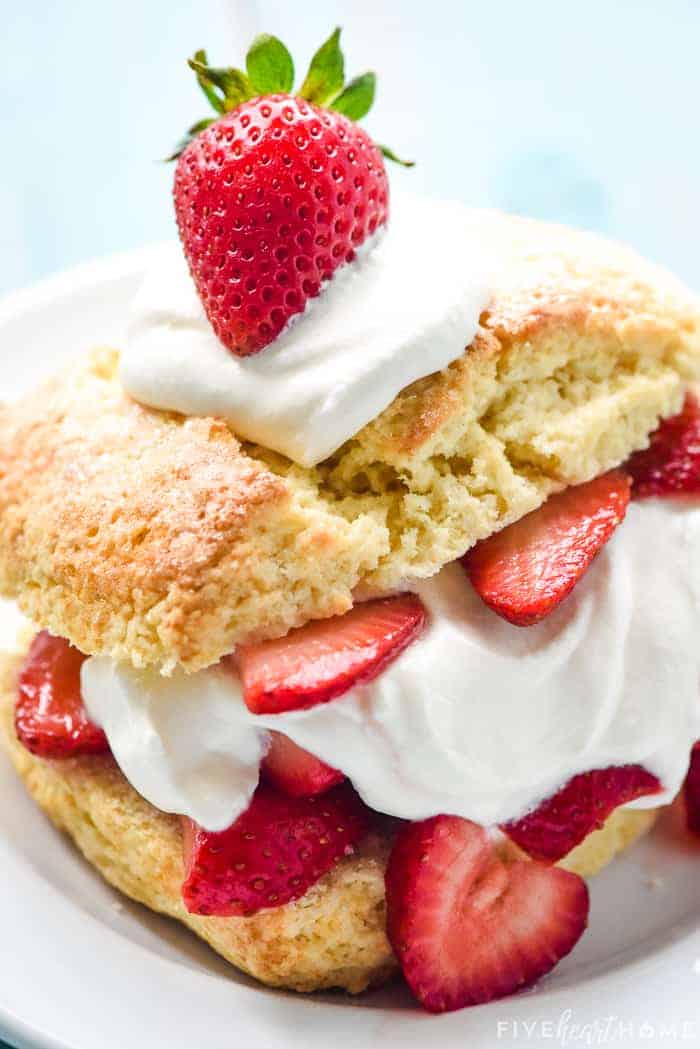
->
xmin=1 ymin=211 xmax=699 ymax=673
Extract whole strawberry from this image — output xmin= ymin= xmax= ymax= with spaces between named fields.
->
xmin=171 ymin=30 xmax=410 ymax=357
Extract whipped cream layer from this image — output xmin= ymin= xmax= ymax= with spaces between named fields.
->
xmin=82 ymin=499 xmax=700 ymax=832
xmin=120 ymin=194 xmax=494 ymax=467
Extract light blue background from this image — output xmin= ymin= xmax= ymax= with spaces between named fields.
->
xmin=2 ymin=1 xmax=699 ymax=295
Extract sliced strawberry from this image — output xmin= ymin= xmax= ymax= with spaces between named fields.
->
xmin=181 ymin=780 xmax=371 ymax=917
xmin=462 ymin=470 xmax=631 ymax=626
xmin=236 ymin=593 xmax=426 ymax=715
xmin=683 ymin=742 xmax=700 ymax=834
xmin=502 ymin=765 xmax=662 ymax=862
xmin=262 ymin=731 xmax=344 ymax=797
xmin=385 ymin=815 xmax=589 ymax=1012
xmin=15 ymin=631 xmax=109 ymax=759
xmin=626 ymin=394 xmax=700 ymax=498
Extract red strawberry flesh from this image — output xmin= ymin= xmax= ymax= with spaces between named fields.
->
xmin=15 ymin=631 xmax=109 ymax=759
xmin=262 ymin=731 xmax=344 ymax=797
xmin=502 ymin=765 xmax=662 ymax=862
xmin=236 ymin=592 xmax=426 ymax=715
xmin=385 ymin=815 xmax=589 ymax=1012
xmin=174 ymin=95 xmax=389 ymax=357
xmin=462 ymin=470 xmax=631 ymax=626
xmin=626 ymin=394 xmax=700 ymax=498
xmin=181 ymin=781 xmax=371 ymax=917
xmin=683 ymin=742 xmax=700 ymax=834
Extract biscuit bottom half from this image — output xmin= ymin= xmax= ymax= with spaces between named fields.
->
xmin=0 ymin=644 xmax=658 ymax=995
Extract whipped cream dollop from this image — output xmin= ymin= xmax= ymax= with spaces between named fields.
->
xmin=82 ymin=499 xmax=700 ymax=832
xmin=121 ymin=194 xmax=494 ymax=467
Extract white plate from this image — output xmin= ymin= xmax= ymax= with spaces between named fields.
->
xmin=1 ymin=254 xmax=700 ymax=1049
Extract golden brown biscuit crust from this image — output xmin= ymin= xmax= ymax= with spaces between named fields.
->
xmin=0 ymin=214 xmax=698 ymax=670
xmin=0 ymin=349 xmax=382 ymax=672
xmin=0 ymin=644 xmax=658 ymax=995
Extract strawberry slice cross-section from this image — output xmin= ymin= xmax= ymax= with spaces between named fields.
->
xmin=236 ymin=592 xmax=426 ymax=715
xmin=385 ymin=815 xmax=589 ymax=1012
xmin=625 ymin=393 xmax=700 ymax=498
xmin=15 ymin=631 xmax=109 ymax=759
xmin=181 ymin=780 xmax=372 ymax=917
xmin=462 ymin=470 xmax=631 ymax=626
xmin=501 ymin=765 xmax=662 ymax=862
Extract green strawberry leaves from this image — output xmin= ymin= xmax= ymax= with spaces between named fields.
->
xmin=331 ymin=72 xmax=375 ymax=120
xmin=299 ymin=27 xmax=345 ymax=104
xmin=247 ymin=34 xmax=295 ymax=94
xmin=191 ymin=50 xmax=225 ymax=113
xmin=188 ymin=54 xmax=253 ymax=111
xmin=171 ymin=27 xmax=412 ymax=165
xmin=378 ymin=144 xmax=415 ymax=168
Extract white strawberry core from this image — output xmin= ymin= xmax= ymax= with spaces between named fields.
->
xmin=81 ymin=499 xmax=700 ymax=832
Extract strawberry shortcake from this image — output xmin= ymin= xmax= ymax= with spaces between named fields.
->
xmin=1 ymin=29 xmax=700 ymax=1014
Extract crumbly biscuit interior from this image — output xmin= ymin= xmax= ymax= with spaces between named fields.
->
xmin=250 ymin=328 xmax=687 ymax=589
